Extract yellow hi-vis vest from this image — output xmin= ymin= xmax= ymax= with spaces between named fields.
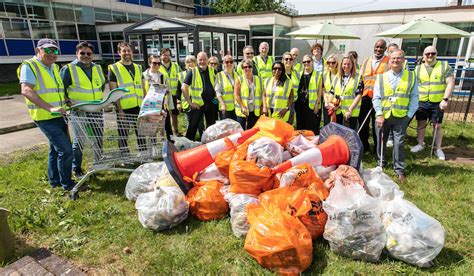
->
xmin=378 ymin=69 xmax=415 ymax=119
xmin=189 ymin=67 xmax=216 ymax=107
xmin=216 ymin=70 xmax=237 ymax=111
xmin=67 ymin=63 xmax=105 ymax=104
xmin=415 ymin=60 xmax=448 ymax=103
xmin=159 ymin=62 xmax=180 ymax=96
xmin=235 ymin=75 xmax=263 ymax=117
xmin=179 ymin=70 xmax=189 ymax=110
xmin=254 ymin=55 xmax=274 ymax=80
xmin=108 ymin=62 xmax=144 ymax=110
xmin=333 ymin=73 xmax=362 ymax=117
xmin=266 ymin=78 xmax=292 ymax=122
xmin=306 ymin=70 xmax=322 ymax=110
xmin=17 ymin=58 xmax=66 ymax=121
xmin=293 ymin=62 xmax=303 ymax=73
xmin=286 ymin=70 xmax=301 ymax=101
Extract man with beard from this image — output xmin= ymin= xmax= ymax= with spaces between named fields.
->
xmin=159 ymin=48 xmax=181 ymax=137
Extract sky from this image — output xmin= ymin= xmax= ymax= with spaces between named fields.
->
xmin=286 ymin=0 xmax=453 ymax=15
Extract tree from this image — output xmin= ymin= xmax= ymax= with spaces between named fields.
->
xmin=212 ymin=0 xmax=291 ymax=15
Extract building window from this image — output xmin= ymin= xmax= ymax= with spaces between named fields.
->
xmin=74 ymin=6 xmax=94 ymax=24
xmin=127 ymin=13 xmax=141 ymax=23
xmin=78 ymin=24 xmax=97 ymax=41
xmin=2 ymin=18 xmax=30 ymax=39
xmin=112 ymin=11 xmax=127 ymax=23
xmin=56 ymin=22 xmax=78 ymax=40
xmin=250 ymin=25 xmax=273 ymax=37
xmin=199 ymin=32 xmax=211 ymax=57
xmin=25 ymin=1 xmax=53 ymax=20
xmin=53 ymin=3 xmax=75 ymax=22
xmin=101 ymin=41 xmax=113 ymax=54
xmin=94 ymin=8 xmax=112 ymax=22
xmin=274 ymin=25 xmax=290 ymax=37
xmin=274 ymin=39 xmax=290 ymax=59
xmin=30 ymin=20 xmax=55 ymax=39
xmin=2 ymin=2 xmax=27 ymax=18
xmin=129 ymin=34 xmax=143 ymax=61
xmin=436 ymin=22 xmax=474 ymax=57
xmin=111 ymin=32 xmax=124 ymax=41
xmin=212 ymin=32 xmax=224 ymax=60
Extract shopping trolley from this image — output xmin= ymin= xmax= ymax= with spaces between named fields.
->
xmin=62 ymin=88 xmax=165 ymax=199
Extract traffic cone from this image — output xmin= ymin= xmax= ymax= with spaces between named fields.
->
xmin=271 ymin=135 xmax=350 ymax=174
xmin=163 ymin=127 xmax=259 ymax=193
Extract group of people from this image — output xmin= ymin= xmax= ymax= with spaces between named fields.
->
xmin=18 ymin=37 xmax=454 ymax=190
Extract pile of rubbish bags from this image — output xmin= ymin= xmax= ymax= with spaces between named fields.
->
xmin=124 ymin=118 xmax=445 ymax=272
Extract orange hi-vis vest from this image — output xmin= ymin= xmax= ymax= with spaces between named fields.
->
xmin=361 ymin=55 xmax=390 ymax=98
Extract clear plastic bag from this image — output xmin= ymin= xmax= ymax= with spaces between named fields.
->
xmin=362 ymin=167 xmax=404 ymax=201
xmin=323 ymin=181 xmax=387 ymax=262
xmin=197 ymin=162 xmax=229 ymax=185
xmin=382 ymin=197 xmax=445 ymax=267
xmin=171 ymin=136 xmax=202 ymax=151
xmin=135 ymin=186 xmax=189 ymax=231
xmin=313 ymin=165 xmax=337 ymax=181
xmin=125 ymin=162 xmax=166 ymax=201
xmin=223 ymin=190 xmax=259 ymax=238
xmin=286 ymin=135 xmax=316 ymax=157
xmin=201 ymin=119 xmax=243 ymax=144
xmin=246 ymin=137 xmax=283 ymax=168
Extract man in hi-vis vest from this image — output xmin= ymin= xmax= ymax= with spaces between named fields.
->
xmin=410 ymin=46 xmax=454 ymax=161
xmin=18 ymin=39 xmax=75 ymax=190
xmin=373 ymin=49 xmax=419 ymax=182
xmin=60 ymin=41 xmax=106 ymax=178
xmin=108 ymin=42 xmax=146 ymax=154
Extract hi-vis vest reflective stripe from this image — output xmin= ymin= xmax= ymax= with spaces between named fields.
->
xmin=67 ymin=63 xmax=105 ymax=103
xmin=416 ymin=60 xmax=447 ymax=103
xmin=333 ymin=73 xmax=362 ymax=117
xmin=189 ymin=67 xmax=216 ymax=107
xmin=179 ymin=70 xmax=189 ymax=110
xmin=17 ymin=58 xmax=65 ymax=121
xmin=235 ymin=75 xmax=263 ymax=117
xmin=216 ymin=70 xmax=237 ymax=111
xmin=287 ymin=70 xmax=301 ymax=101
xmin=379 ymin=69 xmax=415 ymax=119
xmin=159 ymin=62 xmax=180 ymax=96
xmin=323 ymin=71 xmax=336 ymax=93
xmin=254 ymin=55 xmax=274 ymax=79
xmin=307 ymin=70 xmax=322 ymax=110
xmin=109 ymin=62 xmax=144 ymax=110
xmin=266 ymin=78 xmax=292 ymax=121
xmin=361 ymin=55 xmax=390 ymax=98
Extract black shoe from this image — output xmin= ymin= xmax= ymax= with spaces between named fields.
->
xmin=73 ymin=168 xmax=85 ymax=179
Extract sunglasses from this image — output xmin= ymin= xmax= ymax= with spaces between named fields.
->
xmin=284 ymin=58 xmax=293 ymax=61
xmin=224 ymin=60 xmax=233 ymax=64
xmin=242 ymin=65 xmax=252 ymax=69
xmin=302 ymin=60 xmax=312 ymax=64
xmin=79 ymin=51 xmax=92 ymax=56
xmin=327 ymin=61 xmax=336 ymax=65
xmin=209 ymin=62 xmax=218 ymax=65
xmin=44 ymin=48 xmax=59 ymax=55
xmin=151 ymin=62 xmax=161 ymax=66
xmin=424 ymin=52 xmax=437 ymax=56
xmin=245 ymin=52 xmax=254 ymax=55
xmin=272 ymin=67 xmax=283 ymax=71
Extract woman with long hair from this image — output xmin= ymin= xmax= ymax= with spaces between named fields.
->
xmin=215 ymin=55 xmax=237 ymax=120
xmin=322 ymin=54 xmax=339 ymax=125
xmin=234 ymin=59 xmax=266 ymax=129
xmin=265 ymin=61 xmax=293 ymax=122
xmin=332 ymin=55 xmax=363 ymax=130
xmin=295 ymin=54 xmax=323 ymax=134
xmin=282 ymin=51 xmax=300 ymax=125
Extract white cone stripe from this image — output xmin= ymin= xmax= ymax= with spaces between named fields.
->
xmin=207 ymin=132 xmax=243 ymax=159
xmin=290 ymin=148 xmax=323 ymax=167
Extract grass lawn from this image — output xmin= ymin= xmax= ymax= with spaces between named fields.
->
xmin=0 ymin=119 xmax=473 ymax=274
xmin=0 ymin=81 xmax=20 ymax=97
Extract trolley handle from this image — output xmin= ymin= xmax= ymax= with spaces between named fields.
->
xmin=51 ymin=87 xmax=129 ymax=116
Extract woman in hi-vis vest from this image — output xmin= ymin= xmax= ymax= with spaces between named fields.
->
xmin=234 ymin=59 xmax=266 ymax=129
xmin=215 ymin=55 xmax=237 ymax=120
xmin=322 ymin=54 xmax=339 ymax=125
xmin=265 ymin=61 xmax=293 ymax=122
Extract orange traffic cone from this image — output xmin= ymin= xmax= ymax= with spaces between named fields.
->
xmin=163 ymin=127 xmax=259 ymax=193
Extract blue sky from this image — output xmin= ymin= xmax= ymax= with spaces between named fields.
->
xmin=286 ymin=0 xmax=451 ymax=15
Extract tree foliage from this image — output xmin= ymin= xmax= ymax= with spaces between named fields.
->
xmin=211 ymin=0 xmax=290 ymax=15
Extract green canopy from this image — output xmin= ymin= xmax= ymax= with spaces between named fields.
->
xmin=286 ymin=22 xmax=360 ymax=40
xmin=375 ymin=17 xmax=471 ymax=39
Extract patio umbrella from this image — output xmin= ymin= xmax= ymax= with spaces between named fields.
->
xmin=286 ymin=22 xmax=360 ymax=45
xmin=375 ymin=17 xmax=471 ymax=60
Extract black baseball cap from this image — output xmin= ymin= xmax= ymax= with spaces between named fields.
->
xmin=37 ymin=38 xmax=58 ymax=49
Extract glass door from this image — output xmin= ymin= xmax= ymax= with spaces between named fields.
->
xmin=227 ymin=33 xmax=237 ymax=60
xmin=161 ymin=34 xmax=177 ymax=61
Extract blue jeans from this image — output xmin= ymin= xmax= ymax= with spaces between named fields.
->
xmin=35 ymin=117 xmax=74 ymax=190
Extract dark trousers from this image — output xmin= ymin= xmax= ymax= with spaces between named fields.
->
xmin=236 ymin=112 xmax=259 ymax=130
xmin=335 ymin=114 xmax=359 ymax=131
xmin=358 ymin=96 xmax=376 ymax=153
xmin=295 ymin=101 xmax=322 ymax=135
xmin=186 ymin=103 xmax=217 ymax=141
xmin=117 ymin=106 xmax=146 ymax=152
xmin=218 ymin=109 xmax=237 ymax=121
xmin=322 ymin=99 xmax=331 ymax=126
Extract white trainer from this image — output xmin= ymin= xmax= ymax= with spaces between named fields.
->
xmin=435 ymin=149 xmax=445 ymax=160
xmin=410 ymin=144 xmax=425 ymax=153
xmin=386 ymin=139 xmax=394 ymax=147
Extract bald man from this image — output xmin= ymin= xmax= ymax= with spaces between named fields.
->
xmin=290 ymin=48 xmax=302 ymax=72
xmin=182 ymin=52 xmax=218 ymax=140
xmin=410 ymin=46 xmax=455 ymax=160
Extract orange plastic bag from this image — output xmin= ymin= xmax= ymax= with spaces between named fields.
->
xmin=251 ymin=116 xmax=294 ymax=146
xmin=276 ymin=163 xmax=324 ymax=189
xmin=215 ymin=139 xmax=250 ymax=177
xmin=291 ymin=130 xmax=315 ymax=138
xmin=245 ymin=204 xmax=313 ymax=274
xmin=229 ymin=160 xmax=274 ymax=196
xmin=324 ymin=164 xmax=367 ymax=192
xmin=185 ymin=176 xmax=229 ymax=221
